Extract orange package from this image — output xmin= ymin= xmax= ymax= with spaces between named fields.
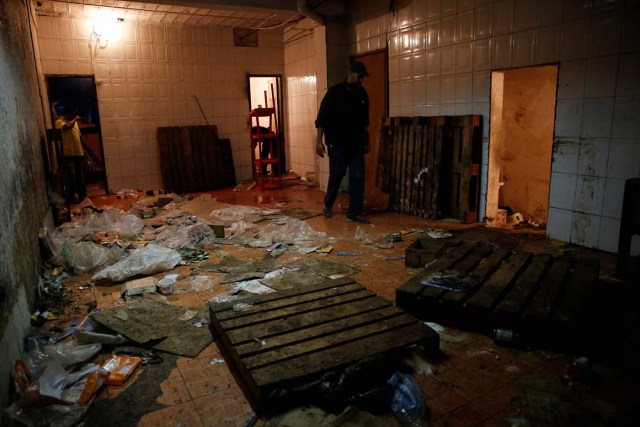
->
xmin=101 ymin=354 xmax=142 ymax=385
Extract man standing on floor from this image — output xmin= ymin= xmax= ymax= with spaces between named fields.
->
xmin=56 ymin=105 xmax=86 ymax=203
xmin=315 ymin=60 xmax=371 ymax=224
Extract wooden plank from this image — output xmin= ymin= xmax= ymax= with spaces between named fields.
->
xmin=554 ymin=258 xmax=600 ymax=324
xmin=217 ymin=138 xmax=236 ymax=188
xmin=220 ymin=287 xmax=375 ymax=331
xmin=218 ymin=283 xmax=365 ymax=324
xmin=224 ymin=291 xmax=377 ymax=340
xmin=242 ymin=313 xmax=417 ymax=370
xmin=431 ymin=119 xmax=443 ymax=218
xmin=495 ymin=254 xmax=551 ymax=320
xmin=235 ymin=305 xmax=403 ymax=357
xmin=415 ymin=124 xmax=428 ymax=217
xmin=250 ymin=321 xmax=436 ymax=387
xmin=404 ymin=124 xmax=416 ymax=214
xmin=180 ymin=127 xmax=197 ymax=192
xmin=157 ymin=127 xmax=174 ymax=192
xmin=439 ymin=246 xmax=511 ymax=304
xmin=210 ymin=277 xmax=356 ymax=314
xmin=390 ymin=119 xmax=399 ymax=207
xmin=169 ymin=127 xmax=186 ymax=193
xmin=198 ymin=126 xmax=212 ymax=189
xmin=397 ymin=241 xmax=472 ymax=300
xmin=465 ymin=251 xmax=532 ymax=311
xmin=523 ymin=257 xmax=572 ymax=321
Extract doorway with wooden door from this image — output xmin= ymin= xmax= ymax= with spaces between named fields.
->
xmin=354 ymin=49 xmax=389 ymax=211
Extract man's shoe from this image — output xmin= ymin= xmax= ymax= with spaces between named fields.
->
xmin=323 ymin=207 xmax=333 ymax=218
xmin=347 ymin=215 xmax=370 ymax=224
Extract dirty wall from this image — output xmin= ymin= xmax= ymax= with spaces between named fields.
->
xmin=0 ymin=0 xmax=49 ymax=406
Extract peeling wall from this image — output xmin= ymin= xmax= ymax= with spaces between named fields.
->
xmin=0 ymin=0 xmax=49 ymax=406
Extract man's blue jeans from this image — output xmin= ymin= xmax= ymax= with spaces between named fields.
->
xmin=324 ymin=147 xmax=365 ymax=217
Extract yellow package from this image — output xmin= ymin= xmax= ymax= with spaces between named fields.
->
xmin=101 ymin=354 xmax=142 ymax=386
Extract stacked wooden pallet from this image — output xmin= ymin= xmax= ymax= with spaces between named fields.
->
xmin=157 ymin=125 xmax=235 ymax=193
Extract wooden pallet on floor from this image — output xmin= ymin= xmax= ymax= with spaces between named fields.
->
xmin=209 ymin=277 xmax=439 ymax=412
xmin=396 ymin=240 xmax=600 ymax=352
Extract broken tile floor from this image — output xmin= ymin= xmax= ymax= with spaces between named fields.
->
xmin=38 ymin=181 xmax=640 ymax=426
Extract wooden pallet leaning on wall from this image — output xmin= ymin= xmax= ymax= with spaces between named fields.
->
xmin=157 ymin=125 xmax=236 ymax=193
xmin=378 ymin=115 xmax=481 ymax=223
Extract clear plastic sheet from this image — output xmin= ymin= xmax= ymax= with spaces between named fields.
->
xmin=82 ymin=209 xmax=144 ymax=238
xmin=255 ymin=219 xmax=326 ymax=245
xmin=210 ymin=205 xmax=262 ymax=222
xmin=91 ymin=244 xmax=181 ymax=282
xmin=42 ymin=341 xmax=102 ymax=368
xmin=67 ymin=242 xmax=121 ymax=273
xmin=355 ymin=225 xmax=393 ymax=249
xmin=154 ymin=222 xmax=215 ymax=249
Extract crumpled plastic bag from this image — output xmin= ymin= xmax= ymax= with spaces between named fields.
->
xmin=83 ymin=209 xmax=144 ymax=238
xmin=255 ymin=219 xmax=326 ymax=245
xmin=154 ymin=222 xmax=215 ymax=249
xmin=67 ymin=242 xmax=121 ymax=273
xmin=388 ymin=372 xmax=427 ymax=425
xmin=355 ymin=225 xmax=393 ymax=249
xmin=91 ymin=244 xmax=181 ymax=282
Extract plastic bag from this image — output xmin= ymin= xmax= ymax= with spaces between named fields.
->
xmin=91 ymin=243 xmax=181 ymax=282
xmin=210 ymin=205 xmax=262 ymax=222
xmin=255 ymin=219 xmax=326 ymax=244
xmin=157 ymin=222 xmax=215 ymax=249
xmin=83 ymin=209 xmax=144 ymax=238
xmin=355 ymin=225 xmax=393 ymax=249
xmin=39 ymin=361 xmax=99 ymax=400
xmin=42 ymin=341 xmax=102 ymax=367
xmin=388 ymin=372 xmax=427 ymax=426
xmin=67 ymin=242 xmax=121 ymax=273
xmin=73 ymin=317 xmax=126 ymax=345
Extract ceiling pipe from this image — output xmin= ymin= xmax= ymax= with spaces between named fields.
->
xmin=297 ymin=0 xmax=325 ymax=25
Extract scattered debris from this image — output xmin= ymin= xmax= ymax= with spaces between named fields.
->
xmin=210 ymin=358 xmax=225 ymax=365
xmin=426 ymin=229 xmax=453 ymax=239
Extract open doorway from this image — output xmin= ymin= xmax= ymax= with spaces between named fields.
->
xmin=247 ymin=75 xmax=284 ymax=178
xmin=486 ymin=65 xmax=558 ymax=231
xmin=354 ymin=49 xmax=388 ymax=211
xmin=46 ymin=75 xmax=108 ymax=196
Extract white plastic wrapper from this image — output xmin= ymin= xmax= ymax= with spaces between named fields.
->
xmin=91 ymin=243 xmax=181 ymax=282
xmin=68 ymin=242 xmax=121 ymax=273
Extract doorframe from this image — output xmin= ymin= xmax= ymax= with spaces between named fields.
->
xmin=45 ymin=74 xmax=109 ymax=194
xmin=247 ymin=74 xmax=285 ymax=171
xmin=486 ymin=64 xmax=558 ymax=228
xmin=353 ymin=48 xmax=389 ymax=210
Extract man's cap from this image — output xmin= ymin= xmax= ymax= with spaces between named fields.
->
xmin=350 ymin=61 xmax=370 ymax=76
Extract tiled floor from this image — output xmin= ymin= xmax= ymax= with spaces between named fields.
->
xmin=55 ymin=182 xmax=639 ymax=426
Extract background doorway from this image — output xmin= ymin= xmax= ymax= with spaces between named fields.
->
xmin=248 ymin=75 xmax=284 ymax=174
xmin=46 ymin=75 xmax=108 ymax=196
xmin=355 ymin=49 xmax=388 ymax=211
xmin=486 ymin=65 xmax=558 ymax=229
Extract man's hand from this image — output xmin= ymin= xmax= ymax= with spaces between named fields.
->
xmin=363 ymin=127 xmax=370 ymax=154
xmin=316 ymin=128 xmax=325 ymax=158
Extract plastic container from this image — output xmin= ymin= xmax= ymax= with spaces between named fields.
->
xmin=158 ymin=277 xmax=175 ymax=294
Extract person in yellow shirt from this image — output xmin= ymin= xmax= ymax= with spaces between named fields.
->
xmin=55 ymin=106 xmax=86 ymax=203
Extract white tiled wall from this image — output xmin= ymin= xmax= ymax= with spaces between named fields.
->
xmin=283 ymin=28 xmax=318 ymax=182
xmin=350 ymin=0 xmax=640 ymax=254
xmin=36 ymin=15 xmax=284 ymax=191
